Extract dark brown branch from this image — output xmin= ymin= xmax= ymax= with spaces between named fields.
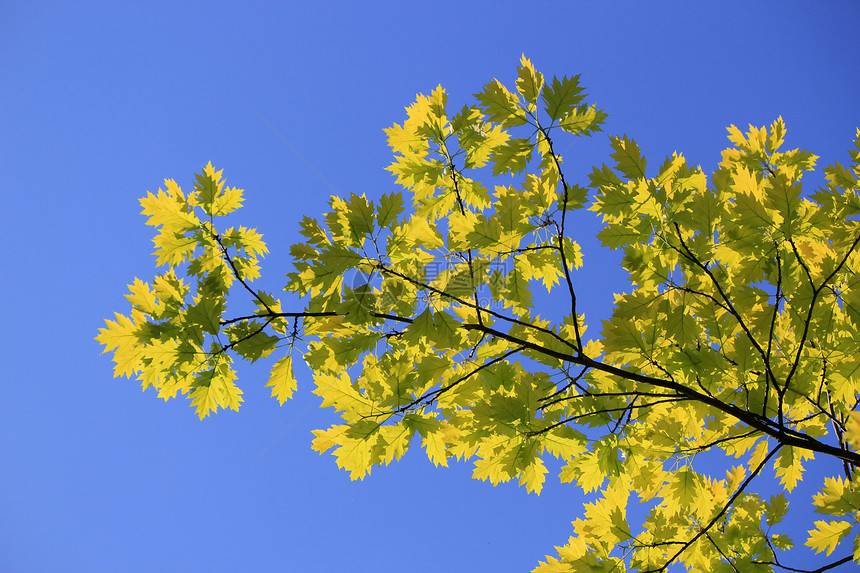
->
xmin=538 ymin=366 xmax=589 ymax=404
xmin=537 ymin=126 xmax=583 ymax=350
xmin=782 ymin=232 xmax=860 ymax=398
xmin=673 ymin=429 xmax=760 ymax=455
xmin=538 ymin=387 xmax=681 ymax=411
xmin=391 ymin=346 xmax=525 ymax=414
xmin=374 ymin=261 xmax=578 ymax=352
xmin=528 ymin=397 xmax=688 ymax=437
xmin=764 ymin=244 xmax=783 ymax=422
xmin=753 ymin=555 xmax=854 ymax=573
xmin=443 ymin=153 xmax=486 ymax=328
xmin=220 ymin=310 xmax=412 ymax=327
xmin=827 ymin=390 xmax=854 ymax=481
xmin=215 ymin=317 xmax=275 ymax=356
xmin=703 ymin=531 xmax=740 ymax=573
xmin=213 ymin=232 xmax=273 ymax=313
xmin=220 ymin=311 xmax=336 ymax=326
xmin=462 ymin=322 xmax=860 ymax=467
xmin=666 ymin=282 xmax=733 ymax=316
xmin=671 ymin=223 xmax=779 ymax=391
xmin=642 ymin=445 xmax=780 ymax=573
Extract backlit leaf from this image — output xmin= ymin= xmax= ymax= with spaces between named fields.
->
xmin=267 ymin=354 xmax=297 ymax=405
xmin=805 ymin=520 xmax=853 ymax=556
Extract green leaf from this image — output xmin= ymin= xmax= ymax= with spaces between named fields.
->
xmin=515 ymin=54 xmax=544 ymax=106
xmin=195 ymin=162 xmax=225 ymax=208
xmin=491 ymin=138 xmax=534 ymax=175
xmin=227 ymin=321 xmax=279 ymax=362
xmin=558 ymin=184 xmax=589 ymax=211
xmin=541 ymin=74 xmax=585 ymax=121
xmin=502 ymin=265 xmax=533 ymax=312
xmin=774 ymin=446 xmax=814 ymax=492
xmin=825 ymin=161 xmax=859 ymax=190
xmin=189 ymin=362 xmax=243 ymax=419
xmin=475 ymin=79 xmax=526 ymax=127
xmin=765 ymin=493 xmax=790 ymax=526
xmin=185 ymin=294 xmax=224 ymax=335
xmin=345 ymin=192 xmax=375 ymax=240
xmin=559 ymin=105 xmax=607 ymax=136
xmin=609 ymin=135 xmax=647 ymax=179
xmin=377 ymin=192 xmax=404 ymax=229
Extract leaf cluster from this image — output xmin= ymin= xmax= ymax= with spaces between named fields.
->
xmin=97 ymin=163 xmax=283 ymax=418
xmin=99 ymin=58 xmax=860 ymax=571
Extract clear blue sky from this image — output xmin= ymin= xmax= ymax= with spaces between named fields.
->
xmin=2 ymin=2 xmax=859 ymax=572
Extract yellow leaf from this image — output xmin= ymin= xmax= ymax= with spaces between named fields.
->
xmin=422 ymin=428 xmax=450 ymax=468
xmin=312 ymin=420 xmax=380 ymax=480
xmin=384 ymin=121 xmax=420 ymax=157
xmin=812 ymin=476 xmax=860 ymax=517
xmin=405 ymin=414 xmax=453 ymax=467
xmin=519 ymin=453 xmax=548 ymax=495
xmin=561 ymin=450 xmax=605 ymax=493
xmin=189 ymin=364 xmax=243 ymax=419
xmin=310 ymin=424 xmax=348 ymax=455
xmin=124 ymin=278 xmax=162 ymax=315
xmin=846 ymin=412 xmax=860 ymax=450
xmin=725 ymin=465 xmax=746 ymax=492
xmin=151 ymin=228 xmax=198 ymax=266
xmin=195 ymin=161 xmax=225 ymax=207
xmin=663 ymin=466 xmax=700 ymax=516
xmin=266 ymin=355 xmax=297 ymax=405
xmin=774 ymin=446 xmax=814 ymax=492
xmin=767 ymin=116 xmax=786 ymax=153
xmin=854 ymin=530 xmax=860 ymax=564
xmin=212 ymin=185 xmax=244 ymax=216
xmin=312 ymin=371 xmax=377 ymax=423
xmin=747 ymin=439 xmax=770 ymax=474
xmin=139 ymin=188 xmax=199 ymax=232
xmin=582 ymin=479 xmax=631 ymax=543
xmin=726 ymin=124 xmax=747 ymax=148
xmin=399 ymin=217 xmax=443 ymax=250
xmin=156 ymin=368 xmax=195 ymax=402
xmin=516 ymin=54 xmax=544 ymax=106
xmin=732 ymin=167 xmax=762 ymax=200
xmin=805 ymin=520 xmax=853 ymax=556
xmin=376 ymin=424 xmax=411 ymax=465
xmin=96 ymin=310 xmax=147 ymax=377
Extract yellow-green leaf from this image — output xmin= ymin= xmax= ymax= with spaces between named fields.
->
xmin=805 ymin=520 xmax=853 ymax=556
xmin=267 ymin=354 xmax=297 ymax=405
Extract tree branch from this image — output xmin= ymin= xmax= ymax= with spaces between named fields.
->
xmin=537 ymin=126 xmax=583 ymax=350
xmin=462 ymin=322 xmax=860 ymax=466
xmin=642 ymin=445 xmax=780 ymax=573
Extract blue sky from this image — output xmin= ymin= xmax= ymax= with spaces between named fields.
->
xmin=2 ymin=2 xmax=859 ymax=572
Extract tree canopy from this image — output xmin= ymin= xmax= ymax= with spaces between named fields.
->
xmin=98 ymin=56 xmax=860 ymax=571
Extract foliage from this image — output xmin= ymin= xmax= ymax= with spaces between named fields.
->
xmin=97 ymin=56 xmax=860 ymax=571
